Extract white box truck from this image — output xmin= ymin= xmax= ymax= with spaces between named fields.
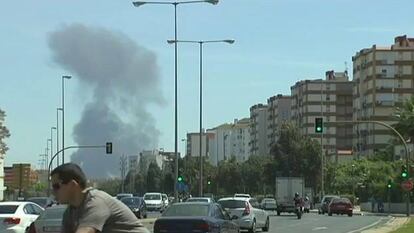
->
xmin=275 ymin=177 xmax=304 ymax=215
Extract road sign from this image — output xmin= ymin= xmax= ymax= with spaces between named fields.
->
xmin=401 ymin=180 xmax=413 ymax=191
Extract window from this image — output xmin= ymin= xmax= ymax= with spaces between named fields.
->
xmin=24 ymin=204 xmax=35 ymax=215
xmin=214 ymin=205 xmax=225 ymax=219
xmin=0 ymin=205 xmax=18 ymax=214
xmin=31 ymin=204 xmax=43 ymax=215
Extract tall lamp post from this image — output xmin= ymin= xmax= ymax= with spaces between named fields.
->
xmin=132 ymin=0 xmax=219 ymax=201
xmin=61 ymin=75 xmax=72 ymax=164
xmin=57 ymin=108 xmax=63 ymax=166
xmin=168 ymin=39 xmax=234 ymax=197
xmin=50 ymin=127 xmax=56 ymax=169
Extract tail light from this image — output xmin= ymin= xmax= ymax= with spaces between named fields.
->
xmin=3 ymin=217 xmax=21 ymax=225
xmin=28 ymin=222 xmax=37 ymax=233
xmin=194 ymin=222 xmax=210 ymax=232
xmin=243 ymin=202 xmax=251 ymax=216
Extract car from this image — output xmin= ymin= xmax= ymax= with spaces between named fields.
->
xmin=218 ymin=197 xmax=269 ymax=233
xmin=318 ymin=195 xmax=340 ymax=215
xmin=234 ymin=193 xmax=251 ymax=199
xmin=186 ymin=197 xmax=215 ymax=203
xmin=26 ymin=204 xmax=67 ymax=233
xmin=162 ymin=193 xmax=169 ymax=207
xmin=26 ymin=197 xmax=55 ymax=209
xmin=116 ymin=193 xmax=133 ymax=200
xmin=328 ymin=198 xmax=353 ymax=217
xmin=121 ymin=197 xmax=147 ymax=219
xmin=144 ymin=192 xmax=164 ymax=212
xmin=261 ymin=199 xmax=277 ymax=211
xmin=0 ymin=201 xmax=44 ymax=233
xmin=154 ymin=202 xmax=239 ymax=233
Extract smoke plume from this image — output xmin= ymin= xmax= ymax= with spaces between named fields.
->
xmin=48 ymin=24 xmax=164 ymax=178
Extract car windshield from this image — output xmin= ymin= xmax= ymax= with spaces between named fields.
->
xmin=265 ymin=203 xmax=277 ymax=208
xmin=144 ymin=194 xmax=161 ymax=200
xmin=38 ymin=206 xmax=67 ymax=220
xmin=122 ymin=198 xmax=142 ymax=206
xmin=187 ymin=198 xmax=209 ymax=203
xmin=163 ymin=204 xmax=209 ymax=217
xmin=28 ymin=198 xmax=48 ymax=206
xmin=218 ymin=200 xmax=246 ymax=209
xmin=333 ymin=198 xmax=351 ymax=204
xmin=0 ymin=205 xmax=18 ymax=214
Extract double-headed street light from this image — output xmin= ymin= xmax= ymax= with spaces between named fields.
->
xmin=132 ymin=0 xmax=219 ymax=201
xmin=168 ymin=39 xmax=234 ymax=196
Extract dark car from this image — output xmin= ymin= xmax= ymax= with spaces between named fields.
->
xmin=27 ymin=197 xmax=55 ymax=209
xmin=318 ymin=195 xmax=340 ymax=215
xmin=328 ymin=198 xmax=353 ymax=217
xmin=121 ymin=197 xmax=147 ymax=219
xmin=154 ymin=202 xmax=239 ymax=233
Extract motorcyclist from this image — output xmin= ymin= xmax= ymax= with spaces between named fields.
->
xmin=294 ymin=192 xmax=303 ymax=211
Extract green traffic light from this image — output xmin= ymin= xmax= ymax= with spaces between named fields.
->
xmin=178 ymin=176 xmax=183 ymax=182
xmin=207 ymin=181 xmax=211 ymax=185
xmin=402 ymin=172 xmax=408 ymax=178
xmin=387 ymin=184 xmax=391 ymax=188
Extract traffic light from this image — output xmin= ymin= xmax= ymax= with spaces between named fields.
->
xmin=401 ymin=165 xmax=408 ymax=179
xmin=106 ymin=142 xmax=113 ymax=154
xmin=387 ymin=179 xmax=392 ymax=189
xmin=177 ymin=175 xmax=184 ymax=182
xmin=315 ymin=117 xmax=323 ymax=133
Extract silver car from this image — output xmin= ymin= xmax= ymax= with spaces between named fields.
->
xmin=27 ymin=205 xmax=67 ymax=233
xmin=218 ymin=197 xmax=269 ymax=233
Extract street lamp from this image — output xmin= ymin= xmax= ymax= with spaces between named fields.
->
xmin=51 ymin=127 xmax=56 ymax=169
xmin=132 ymin=0 xmax=219 ymax=201
xmin=169 ymin=39 xmax=234 ymax=197
xmin=62 ymin=75 xmax=72 ymax=164
xmin=57 ymin=108 xmax=63 ymax=166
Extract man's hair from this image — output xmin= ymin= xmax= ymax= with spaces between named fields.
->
xmin=51 ymin=163 xmax=87 ymax=189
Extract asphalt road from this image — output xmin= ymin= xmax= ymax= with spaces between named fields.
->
xmin=142 ymin=212 xmax=390 ymax=233
xmin=267 ymin=212 xmax=390 ymax=233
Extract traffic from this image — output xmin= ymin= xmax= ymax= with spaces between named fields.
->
xmin=0 ymin=189 xmax=361 ymax=233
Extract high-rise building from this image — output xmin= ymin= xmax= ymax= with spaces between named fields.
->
xmin=267 ymin=94 xmax=292 ymax=154
xmin=186 ymin=132 xmax=212 ymax=158
xmin=353 ymin=35 xmax=414 ymax=158
xmin=291 ymin=71 xmax=353 ymax=162
xmin=250 ymin=104 xmax=269 ymax=156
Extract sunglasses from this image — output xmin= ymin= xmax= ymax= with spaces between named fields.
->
xmin=52 ymin=181 xmax=69 ymax=191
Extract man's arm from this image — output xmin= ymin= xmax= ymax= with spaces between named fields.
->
xmin=75 ymin=227 xmax=97 ymax=233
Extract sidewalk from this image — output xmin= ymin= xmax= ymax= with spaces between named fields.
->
xmin=361 ymin=217 xmax=410 ymax=233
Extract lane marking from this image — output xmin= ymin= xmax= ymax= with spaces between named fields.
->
xmin=346 ymin=218 xmax=385 ymax=233
xmin=312 ymin=226 xmax=328 ymax=231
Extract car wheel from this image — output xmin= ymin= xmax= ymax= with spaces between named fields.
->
xmin=328 ymin=212 xmax=332 ymax=216
xmin=348 ymin=213 xmax=353 ymax=217
xmin=262 ymin=217 xmax=270 ymax=232
xmin=248 ymin=220 xmax=256 ymax=233
xmin=277 ymin=211 xmax=281 ymax=216
xmin=138 ymin=211 xmax=142 ymax=219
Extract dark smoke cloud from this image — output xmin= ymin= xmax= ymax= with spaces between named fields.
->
xmin=48 ymin=24 xmax=164 ymax=178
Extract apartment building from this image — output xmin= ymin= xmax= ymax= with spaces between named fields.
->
xmin=267 ymin=94 xmax=292 ymax=154
xmin=250 ymin=104 xmax=269 ymax=156
xmin=291 ymin=71 xmax=353 ymax=161
xmin=353 ymin=35 xmax=414 ymax=157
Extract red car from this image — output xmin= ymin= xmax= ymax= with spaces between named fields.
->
xmin=328 ymin=198 xmax=353 ymax=217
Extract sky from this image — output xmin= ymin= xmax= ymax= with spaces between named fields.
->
xmin=1 ymin=0 xmax=413 ymax=170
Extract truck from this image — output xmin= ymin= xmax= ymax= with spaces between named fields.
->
xmin=275 ymin=177 xmax=305 ymax=216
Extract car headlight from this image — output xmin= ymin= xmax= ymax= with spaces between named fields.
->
xmin=133 ymin=208 xmax=140 ymax=212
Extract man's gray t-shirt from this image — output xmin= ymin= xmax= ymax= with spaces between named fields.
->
xmin=62 ymin=188 xmax=149 ymax=233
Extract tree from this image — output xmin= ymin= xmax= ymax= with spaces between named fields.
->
xmin=270 ymin=122 xmax=321 ymax=190
xmin=95 ymin=178 xmax=122 ymax=196
xmin=395 ymin=96 xmax=414 ymax=141
xmin=146 ymin=162 xmax=162 ymax=192
xmin=0 ymin=109 xmax=10 ymax=156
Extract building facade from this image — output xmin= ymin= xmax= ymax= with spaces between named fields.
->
xmin=250 ymin=104 xmax=269 ymax=156
xmin=353 ymin=35 xmax=414 ymax=157
xmin=267 ymin=95 xmax=292 ymax=154
xmin=291 ymin=71 xmax=353 ymax=162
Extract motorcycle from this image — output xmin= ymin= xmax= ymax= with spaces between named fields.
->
xmin=295 ymin=205 xmax=302 ymax=219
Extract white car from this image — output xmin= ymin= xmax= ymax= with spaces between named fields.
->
xmin=234 ymin=193 xmax=251 ymax=199
xmin=218 ymin=197 xmax=269 ymax=233
xmin=0 ymin=201 xmax=44 ymax=233
xmin=143 ymin=193 xmax=164 ymax=212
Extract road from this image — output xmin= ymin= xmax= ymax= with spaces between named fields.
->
xmin=142 ymin=212 xmax=390 ymax=233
